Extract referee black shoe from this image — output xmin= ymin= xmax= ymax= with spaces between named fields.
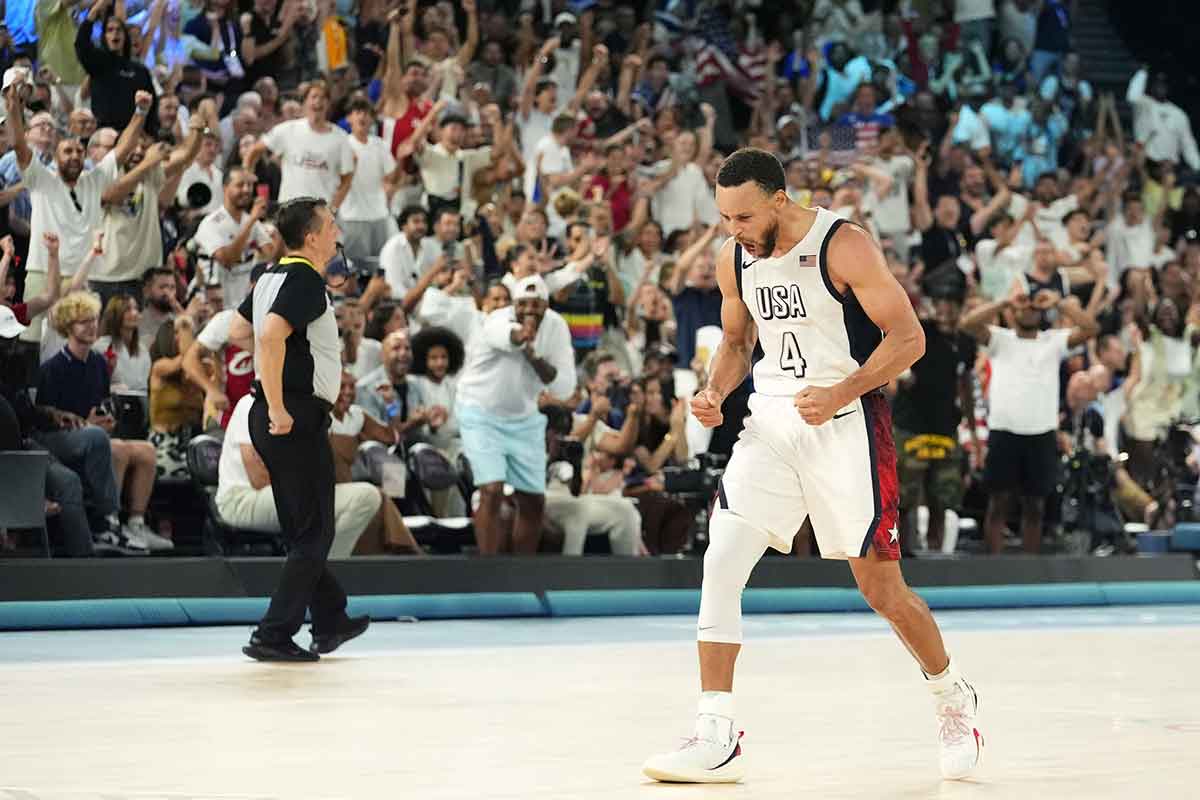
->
xmin=242 ymin=634 xmax=320 ymax=662
xmin=310 ymin=615 xmax=371 ymax=655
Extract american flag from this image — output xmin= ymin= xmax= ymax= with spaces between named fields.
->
xmin=663 ymin=0 xmax=765 ymax=103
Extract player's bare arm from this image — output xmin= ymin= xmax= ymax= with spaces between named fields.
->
xmin=794 ymin=224 xmax=925 ymax=425
xmin=692 ymin=238 xmax=757 ymax=429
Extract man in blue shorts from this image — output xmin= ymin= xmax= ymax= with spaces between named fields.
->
xmin=455 ymin=276 xmax=576 ymax=553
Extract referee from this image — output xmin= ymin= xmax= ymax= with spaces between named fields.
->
xmin=232 ymin=197 xmax=370 ymax=662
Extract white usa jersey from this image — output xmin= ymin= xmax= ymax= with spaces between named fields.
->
xmin=737 ymin=207 xmax=882 ymax=397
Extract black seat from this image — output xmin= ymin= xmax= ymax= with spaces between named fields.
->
xmin=186 ymin=432 xmax=284 ymax=556
xmin=0 ymin=450 xmax=51 ymax=556
xmin=404 ymin=443 xmax=474 ymax=553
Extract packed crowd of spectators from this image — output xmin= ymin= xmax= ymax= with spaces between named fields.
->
xmin=0 ymin=0 xmax=1198 ymax=559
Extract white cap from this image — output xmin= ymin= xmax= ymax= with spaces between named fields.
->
xmin=513 ymin=275 xmax=549 ymax=302
xmin=0 ymin=305 xmax=27 ymax=339
xmin=2 ymin=66 xmax=25 ymax=91
xmin=554 ymin=11 xmax=577 ymax=26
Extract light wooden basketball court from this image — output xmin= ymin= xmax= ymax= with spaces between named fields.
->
xmin=2 ymin=606 xmax=1198 ymax=799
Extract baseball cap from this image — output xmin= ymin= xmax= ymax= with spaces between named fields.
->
xmin=514 ymin=275 xmax=549 ymax=302
xmin=1 ymin=66 xmax=28 ymax=94
xmin=554 ymin=11 xmax=577 ymax=26
xmin=0 ymin=305 xmax=28 ymax=339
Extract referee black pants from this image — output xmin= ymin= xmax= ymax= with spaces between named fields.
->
xmin=249 ymin=391 xmax=348 ymax=641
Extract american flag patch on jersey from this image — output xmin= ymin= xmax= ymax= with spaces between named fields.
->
xmin=798 ymin=254 xmax=814 ymax=266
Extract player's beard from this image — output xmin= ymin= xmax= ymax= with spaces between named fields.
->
xmin=760 ymin=217 xmax=780 ymax=258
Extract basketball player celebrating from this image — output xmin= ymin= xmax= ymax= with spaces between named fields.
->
xmin=642 ymin=149 xmax=983 ymax=783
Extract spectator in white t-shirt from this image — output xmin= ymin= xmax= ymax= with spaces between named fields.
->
xmin=959 ymin=286 xmax=1099 ymax=554
xmin=644 ymin=131 xmax=720 ymax=237
xmin=94 ymin=294 xmax=152 ymax=393
xmin=194 ymin=166 xmax=274 ymax=308
xmin=401 ymin=99 xmax=505 ymax=222
xmin=340 ymin=97 xmax=403 ymax=273
xmin=1106 ymin=189 xmax=1158 ymax=286
xmin=525 ymin=115 xmax=601 ymax=238
xmin=6 ymin=81 xmax=147 ymax=342
xmin=335 ymin=297 xmax=381 ymax=381
xmin=869 ymin=128 xmax=916 ymax=254
xmin=216 ymin=394 xmax=382 ymax=558
xmin=974 ymin=210 xmax=1034 ymax=300
xmin=1126 ymin=67 xmax=1200 ymax=172
xmin=379 ymin=206 xmax=438 ymax=300
xmin=243 ymin=81 xmax=355 ymax=209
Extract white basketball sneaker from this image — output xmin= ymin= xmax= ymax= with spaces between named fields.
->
xmin=642 ymin=714 xmax=745 ymax=784
xmin=930 ymin=672 xmax=984 ymax=779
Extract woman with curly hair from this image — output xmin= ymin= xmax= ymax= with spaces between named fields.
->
xmin=409 ymin=325 xmax=463 ymax=455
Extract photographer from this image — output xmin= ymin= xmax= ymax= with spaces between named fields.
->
xmin=194 ymin=166 xmax=273 ymax=308
xmin=1057 ymin=368 xmax=1130 ymax=554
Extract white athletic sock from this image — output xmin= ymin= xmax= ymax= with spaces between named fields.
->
xmin=129 ymin=515 xmax=145 ymax=528
xmin=106 ymin=513 xmax=120 ymax=530
xmin=696 ymin=691 xmax=735 ymax=742
xmin=924 ymin=655 xmax=957 ymax=689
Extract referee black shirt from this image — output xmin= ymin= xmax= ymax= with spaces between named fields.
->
xmin=238 ymin=256 xmax=342 ymax=405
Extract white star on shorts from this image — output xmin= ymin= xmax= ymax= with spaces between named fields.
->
xmin=889 ymin=525 xmax=899 ymax=543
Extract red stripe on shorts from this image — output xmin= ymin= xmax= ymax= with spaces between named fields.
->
xmin=862 ymin=392 xmax=901 ymax=560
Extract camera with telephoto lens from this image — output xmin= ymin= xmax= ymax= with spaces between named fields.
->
xmin=1058 ymin=449 xmax=1125 ymax=552
xmin=662 ymin=452 xmax=727 ymax=496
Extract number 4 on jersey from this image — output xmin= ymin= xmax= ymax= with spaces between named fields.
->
xmin=779 ymin=331 xmax=807 ymax=378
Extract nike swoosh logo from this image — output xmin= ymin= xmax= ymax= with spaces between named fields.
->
xmin=698 ymin=626 xmax=715 ymax=631
xmin=832 ymin=410 xmax=857 ymax=420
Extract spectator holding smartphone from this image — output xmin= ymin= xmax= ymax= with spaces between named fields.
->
xmin=35 ymin=290 xmax=163 ymax=552
xmin=195 ymin=166 xmax=274 ymax=308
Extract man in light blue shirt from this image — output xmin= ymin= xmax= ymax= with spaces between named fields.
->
xmin=980 ymin=82 xmax=1032 ymax=167
xmin=816 ymin=42 xmax=873 ymax=122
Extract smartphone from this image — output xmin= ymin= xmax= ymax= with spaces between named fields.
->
xmin=443 ymin=241 xmax=457 ymax=261
xmin=255 ymin=184 xmax=269 ymax=202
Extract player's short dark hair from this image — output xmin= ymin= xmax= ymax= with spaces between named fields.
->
xmin=535 ymin=79 xmax=556 ymax=96
xmin=716 ymin=148 xmax=786 ymax=196
xmin=275 ymin=197 xmax=328 ymax=250
xmin=1122 ymin=189 xmax=1143 ymax=207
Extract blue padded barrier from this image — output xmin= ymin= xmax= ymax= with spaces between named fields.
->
xmin=2 ymin=582 xmax=1200 ymax=630
xmin=1171 ymin=523 xmax=1200 ymax=551
xmin=345 ymin=592 xmax=548 ymax=620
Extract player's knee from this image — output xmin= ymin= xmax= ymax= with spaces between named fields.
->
xmin=698 ymin=512 xmax=769 ymax=644
xmin=858 ymin=579 xmax=911 ymax=621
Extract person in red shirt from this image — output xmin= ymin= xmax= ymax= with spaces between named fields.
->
xmin=0 ymin=232 xmax=100 ymax=327
xmin=585 ymin=143 xmax=637 ymax=232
